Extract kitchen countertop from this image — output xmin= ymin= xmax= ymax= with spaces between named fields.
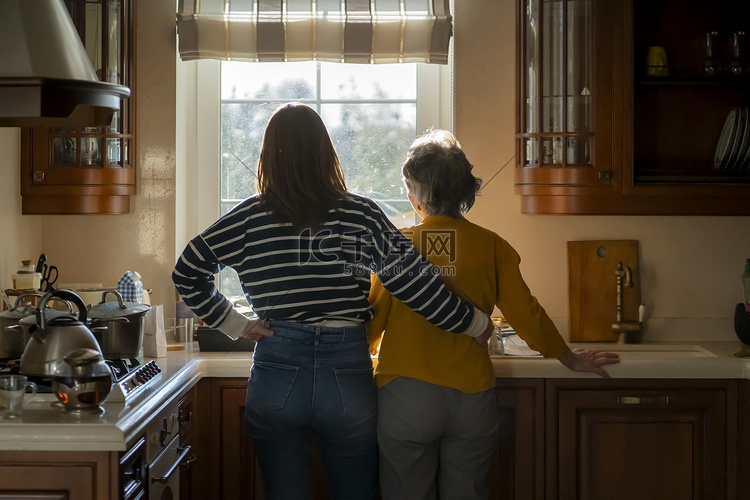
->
xmin=1 ymin=340 xmax=749 ymax=451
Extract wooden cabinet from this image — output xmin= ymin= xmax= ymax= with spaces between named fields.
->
xmin=180 ymin=381 xmax=210 ymax=500
xmin=738 ymin=379 xmax=750 ymax=499
xmin=546 ymin=379 xmax=737 ymax=500
xmin=208 ymin=377 xmax=546 ymax=500
xmin=206 ymin=378 xmax=333 ymax=500
xmin=20 ymin=0 xmax=136 ymax=215
xmin=0 ymin=450 xmax=116 ymax=500
xmin=515 ymin=0 xmax=750 ymax=215
xmin=208 ymin=378 xmax=266 ymax=500
xmin=490 ymin=379 xmax=545 ymax=500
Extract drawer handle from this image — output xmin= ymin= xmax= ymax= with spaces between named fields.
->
xmin=151 ymin=445 xmax=192 ymax=484
xmin=617 ymin=396 xmax=669 ymax=405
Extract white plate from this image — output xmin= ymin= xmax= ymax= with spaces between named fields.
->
xmin=727 ymin=106 xmax=747 ymax=170
xmin=714 ymin=108 xmax=739 ymax=170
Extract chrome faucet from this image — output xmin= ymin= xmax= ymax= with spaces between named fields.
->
xmin=611 ymin=260 xmax=643 ymax=344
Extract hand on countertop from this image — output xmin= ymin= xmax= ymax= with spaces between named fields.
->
xmin=474 ymin=320 xmax=495 ymax=348
xmin=240 ymin=318 xmax=274 ymax=342
xmin=558 ymin=348 xmax=620 ymax=378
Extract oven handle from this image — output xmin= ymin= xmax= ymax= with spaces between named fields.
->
xmin=151 ymin=445 xmax=192 ymax=485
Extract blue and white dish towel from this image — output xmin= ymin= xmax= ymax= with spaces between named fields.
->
xmin=117 ymin=271 xmax=144 ymax=303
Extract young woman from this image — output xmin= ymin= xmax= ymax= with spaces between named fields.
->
xmin=172 ymin=105 xmax=493 ymax=499
xmin=368 ymin=129 xmax=620 ymax=500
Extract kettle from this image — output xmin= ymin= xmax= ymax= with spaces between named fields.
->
xmin=19 ymin=289 xmax=105 ymax=378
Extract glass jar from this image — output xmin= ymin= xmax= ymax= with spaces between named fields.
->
xmin=12 ymin=260 xmax=41 ymax=290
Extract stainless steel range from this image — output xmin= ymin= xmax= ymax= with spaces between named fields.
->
xmin=0 ymin=356 xmax=162 ymax=404
xmin=105 ymin=357 xmax=162 ymax=403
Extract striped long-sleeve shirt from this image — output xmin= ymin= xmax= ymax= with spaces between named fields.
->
xmin=173 ymin=193 xmax=486 ymax=339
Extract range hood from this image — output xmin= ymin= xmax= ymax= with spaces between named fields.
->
xmin=0 ymin=0 xmax=130 ymax=128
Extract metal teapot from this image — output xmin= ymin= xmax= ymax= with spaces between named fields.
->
xmin=52 ymin=347 xmax=113 ymax=413
xmin=19 ymin=289 xmax=105 ymax=378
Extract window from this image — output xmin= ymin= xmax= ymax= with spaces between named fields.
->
xmin=178 ymin=58 xmax=453 ymax=299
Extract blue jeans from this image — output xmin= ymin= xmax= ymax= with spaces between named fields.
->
xmin=244 ymin=320 xmax=378 ymax=500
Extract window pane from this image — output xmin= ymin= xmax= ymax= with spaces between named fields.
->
xmin=222 ymin=61 xmax=316 ymax=100
xmin=320 ymin=62 xmax=416 ymax=99
xmin=321 ymin=103 xmax=416 ymax=201
xmin=221 ymin=102 xmax=278 ymax=202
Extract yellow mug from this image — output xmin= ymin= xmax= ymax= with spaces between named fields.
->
xmin=647 ymin=46 xmax=668 ymax=77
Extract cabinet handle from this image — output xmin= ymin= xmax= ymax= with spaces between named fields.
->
xmin=182 ymin=454 xmax=198 ymax=469
xmin=151 ymin=445 xmax=192 ymax=484
xmin=617 ymin=396 xmax=669 ymax=405
xmin=179 ymin=409 xmax=192 ymax=426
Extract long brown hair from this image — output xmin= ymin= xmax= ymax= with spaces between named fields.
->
xmin=256 ymin=103 xmax=347 ymax=230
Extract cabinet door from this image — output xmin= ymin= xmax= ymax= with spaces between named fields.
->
xmin=515 ymin=0 xmax=619 ymax=214
xmin=0 ymin=451 xmax=114 ymax=500
xmin=738 ymin=379 xmax=750 ymax=499
xmin=209 ymin=378 xmax=332 ymax=500
xmin=180 ymin=383 xmax=208 ymax=500
xmin=209 ymin=378 xmax=264 ymax=500
xmin=547 ymin=379 xmax=736 ymax=500
xmin=490 ymin=379 xmax=544 ymax=500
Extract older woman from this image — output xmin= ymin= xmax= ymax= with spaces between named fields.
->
xmin=368 ymin=129 xmax=619 ymax=500
xmin=173 ymin=105 xmax=493 ymax=499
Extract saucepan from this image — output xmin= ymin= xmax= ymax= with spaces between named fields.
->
xmin=0 ymin=292 xmax=72 ymax=358
xmin=88 ymin=290 xmax=150 ymax=359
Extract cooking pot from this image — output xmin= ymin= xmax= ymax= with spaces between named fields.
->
xmin=0 ymin=292 xmax=75 ymax=358
xmin=88 ymin=290 xmax=150 ymax=359
xmin=0 ymin=291 xmax=42 ymax=358
xmin=19 ymin=290 xmax=104 ymax=378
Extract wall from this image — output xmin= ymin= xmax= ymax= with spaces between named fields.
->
xmin=0 ymin=128 xmax=42 ymax=295
xmin=454 ymin=0 xmax=750 ymax=341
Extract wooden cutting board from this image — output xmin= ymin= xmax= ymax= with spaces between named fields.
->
xmin=568 ymin=240 xmax=641 ymax=342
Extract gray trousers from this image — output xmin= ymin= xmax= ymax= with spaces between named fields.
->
xmin=377 ymin=377 xmax=500 ymax=500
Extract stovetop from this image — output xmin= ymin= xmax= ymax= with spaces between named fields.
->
xmin=0 ymin=356 xmax=162 ymax=403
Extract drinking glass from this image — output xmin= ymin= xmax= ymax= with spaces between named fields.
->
xmin=700 ymin=31 xmax=719 ymax=76
xmin=0 ymin=374 xmax=37 ymax=418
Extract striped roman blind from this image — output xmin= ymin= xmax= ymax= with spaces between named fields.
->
xmin=176 ymin=0 xmax=452 ymax=64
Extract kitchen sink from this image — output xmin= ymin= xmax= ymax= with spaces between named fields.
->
xmin=572 ymin=343 xmax=717 ymax=360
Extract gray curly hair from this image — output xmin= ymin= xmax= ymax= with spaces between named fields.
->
xmin=401 ymin=129 xmax=482 ymax=217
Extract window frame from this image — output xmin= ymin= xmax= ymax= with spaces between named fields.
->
xmin=175 ymin=58 xmax=453 ymax=262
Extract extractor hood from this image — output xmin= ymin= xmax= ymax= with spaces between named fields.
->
xmin=0 ymin=0 xmax=130 ymax=128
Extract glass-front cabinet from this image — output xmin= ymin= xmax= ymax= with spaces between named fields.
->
xmin=516 ymin=0 xmax=750 ymax=215
xmin=521 ymin=0 xmax=594 ymax=169
xmin=21 ymin=0 xmax=135 ymax=215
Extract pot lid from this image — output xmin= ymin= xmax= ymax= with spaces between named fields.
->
xmin=64 ymin=347 xmax=103 ymax=366
xmin=19 ymin=309 xmax=75 ymax=325
xmin=0 ymin=304 xmax=36 ymax=321
xmin=88 ymin=300 xmax=150 ymax=319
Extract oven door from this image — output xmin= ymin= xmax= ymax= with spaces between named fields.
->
xmin=148 ymin=434 xmax=191 ymax=500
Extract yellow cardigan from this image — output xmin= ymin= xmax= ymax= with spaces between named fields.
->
xmin=368 ymin=215 xmax=569 ymax=393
